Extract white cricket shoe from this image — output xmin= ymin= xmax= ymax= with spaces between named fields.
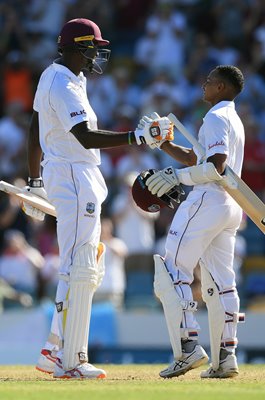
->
xmin=36 ymin=349 xmax=57 ymax=374
xmin=201 ymin=353 xmax=239 ymax=379
xmin=53 ymin=358 xmax=106 ymax=379
xmin=159 ymin=345 xmax=209 ymax=378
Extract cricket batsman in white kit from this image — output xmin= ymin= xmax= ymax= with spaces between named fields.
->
xmin=24 ymin=18 xmax=174 ymax=379
xmin=144 ymin=65 xmax=246 ymax=378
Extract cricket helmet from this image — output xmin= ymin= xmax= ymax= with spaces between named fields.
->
xmin=57 ymin=18 xmax=110 ymax=74
xmin=132 ymin=169 xmax=185 ymax=213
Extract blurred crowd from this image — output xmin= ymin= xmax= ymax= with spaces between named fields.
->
xmin=1 ymin=0 xmax=265 ymax=313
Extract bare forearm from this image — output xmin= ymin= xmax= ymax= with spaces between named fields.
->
xmin=28 ymin=137 xmax=42 ymax=177
xmin=77 ymin=130 xmax=134 ymax=148
xmin=28 ymin=111 xmax=43 ymax=178
xmin=160 ymin=141 xmax=197 ymax=166
xmin=71 ymin=123 xmax=135 ymax=149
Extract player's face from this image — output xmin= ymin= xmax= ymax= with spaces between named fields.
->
xmin=202 ymin=72 xmax=223 ymax=104
xmin=77 ymin=41 xmax=110 ymax=74
xmin=77 ymin=40 xmax=98 ymax=70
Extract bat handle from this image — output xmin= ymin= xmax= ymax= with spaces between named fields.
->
xmin=168 ymin=113 xmax=205 ymax=158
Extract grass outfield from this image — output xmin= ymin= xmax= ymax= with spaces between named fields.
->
xmin=0 ymin=364 xmax=265 ymax=400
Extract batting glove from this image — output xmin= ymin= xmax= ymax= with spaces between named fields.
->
xmin=134 ymin=115 xmax=174 ymax=146
xmin=137 ymin=113 xmax=165 ymax=149
xmin=23 ymin=203 xmax=45 ymax=221
xmin=22 ymin=178 xmax=48 ymax=221
xmin=146 ymin=166 xmax=180 ymax=197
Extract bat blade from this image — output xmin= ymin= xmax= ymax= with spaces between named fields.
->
xmin=168 ymin=113 xmax=265 ymax=234
xmin=0 ymin=180 xmax=56 ymax=217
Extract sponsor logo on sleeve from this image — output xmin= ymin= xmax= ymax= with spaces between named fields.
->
xmin=208 ymin=140 xmax=225 ymax=150
xmin=70 ymin=109 xmax=87 ymax=118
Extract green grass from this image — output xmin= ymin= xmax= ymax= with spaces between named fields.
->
xmin=0 ymin=365 xmax=265 ymax=400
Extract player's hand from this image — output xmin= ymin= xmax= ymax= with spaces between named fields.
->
xmin=22 ymin=203 xmax=46 ymax=221
xmin=22 ymin=178 xmax=48 ymax=221
xmin=134 ymin=114 xmax=174 ymax=146
xmin=137 ymin=112 xmax=173 ymax=149
xmin=146 ymin=166 xmax=180 ymax=197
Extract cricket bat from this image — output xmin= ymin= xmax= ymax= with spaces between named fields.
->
xmin=0 ymin=180 xmax=56 ymax=217
xmin=168 ymin=113 xmax=265 ymax=234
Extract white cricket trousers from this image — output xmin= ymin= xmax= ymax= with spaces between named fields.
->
xmin=42 ymin=160 xmax=108 ymax=275
xmin=42 ymin=160 xmax=108 ymax=356
xmin=164 ymin=188 xmax=242 ymax=335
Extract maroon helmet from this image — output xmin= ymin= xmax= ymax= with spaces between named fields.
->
xmin=132 ymin=170 xmax=185 ymax=213
xmin=58 ymin=18 xmax=109 ymax=47
xmin=58 ymin=18 xmax=110 ymax=74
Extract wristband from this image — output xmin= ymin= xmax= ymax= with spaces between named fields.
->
xmin=128 ymin=131 xmax=134 ymax=145
xmin=28 ymin=177 xmax=44 ymax=188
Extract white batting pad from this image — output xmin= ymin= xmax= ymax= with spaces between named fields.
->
xmin=200 ymin=261 xmax=226 ymax=370
xmin=63 ymin=243 xmax=100 ymax=370
xmin=154 ymin=254 xmax=185 ymax=359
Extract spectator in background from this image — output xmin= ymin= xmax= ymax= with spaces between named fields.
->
xmin=241 ymin=116 xmax=265 ymax=200
xmin=23 ymin=0 xmax=68 ymax=73
xmin=212 ymin=0 xmax=248 ymax=49
xmin=0 ymin=191 xmax=32 ymax=255
xmin=35 ymin=215 xmax=57 ymax=256
xmin=0 ymin=277 xmax=33 ymax=313
xmin=237 ymin=65 xmax=265 ymax=114
xmin=115 ymin=145 xmax=159 ymax=182
xmin=0 ymin=4 xmax=27 ymax=58
xmin=103 ymin=105 xmax=138 ymax=171
xmin=185 ymin=33 xmax=218 ymax=78
xmin=111 ymin=66 xmax=142 ymax=112
xmin=112 ymin=0 xmax=153 ymax=57
xmin=2 ymin=51 xmax=33 ymax=113
xmin=40 ymin=241 xmax=60 ymax=300
xmin=208 ymin=32 xmax=240 ymax=66
xmin=88 ymin=66 xmax=141 ymax=129
xmin=171 ymin=70 xmax=202 ymax=111
xmin=140 ymin=79 xmax=175 ymax=118
xmin=111 ymin=172 xmax=159 ymax=257
xmin=253 ymin=13 xmax=265 ymax=60
xmin=0 ymin=101 xmax=29 ymax=179
xmin=24 ymin=0 xmax=67 ymax=38
xmin=134 ymin=0 xmax=187 ymax=78
xmin=93 ymin=218 xmax=128 ymax=309
xmin=99 ymin=150 xmax=115 ymax=184
xmin=86 ymin=72 xmax=117 ymax=128
xmin=0 ymin=229 xmax=44 ymax=299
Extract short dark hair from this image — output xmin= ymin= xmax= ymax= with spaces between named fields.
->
xmin=214 ymin=65 xmax=244 ymax=95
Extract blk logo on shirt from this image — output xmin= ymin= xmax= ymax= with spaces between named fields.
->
xmin=70 ymin=109 xmax=86 ymax=118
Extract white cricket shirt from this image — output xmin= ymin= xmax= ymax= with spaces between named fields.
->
xmin=194 ymin=100 xmax=245 ymax=191
xmin=33 ymin=62 xmax=100 ymax=165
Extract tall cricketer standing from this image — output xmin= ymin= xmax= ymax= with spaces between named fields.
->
xmin=24 ymin=18 xmax=174 ymax=379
